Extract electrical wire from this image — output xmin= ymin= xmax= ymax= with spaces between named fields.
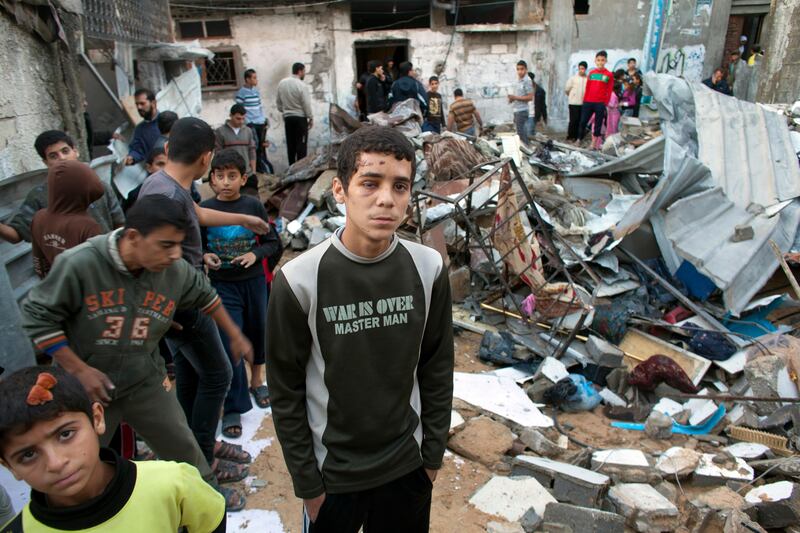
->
xmin=438 ymin=0 xmax=459 ymax=77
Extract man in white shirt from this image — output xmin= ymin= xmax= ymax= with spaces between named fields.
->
xmin=565 ymin=61 xmax=588 ymax=142
xmin=276 ymin=63 xmax=313 ymax=165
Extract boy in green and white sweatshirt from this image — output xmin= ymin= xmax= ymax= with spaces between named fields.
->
xmin=267 ymin=126 xmax=454 ymax=533
xmin=20 ymin=196 xmax=253 ymax=492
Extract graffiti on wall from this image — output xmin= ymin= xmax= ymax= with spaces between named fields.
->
xmin=568 ymin=49 xmax=642 ymax=76
xmin=656 ymin=44 xmax=705 ymax=81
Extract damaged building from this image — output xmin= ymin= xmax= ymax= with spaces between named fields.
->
xmin=171 ymin=0 xmax=794 ymax=171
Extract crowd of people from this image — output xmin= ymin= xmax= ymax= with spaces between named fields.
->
xmin=563 ymin=51 xmax=643 ymax=150
xmin=0 ymin=54 xmax=454 ymax=530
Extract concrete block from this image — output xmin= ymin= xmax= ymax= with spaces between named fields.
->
xmin=520 ymin=507 xmax=542 ymax=532
xmin=586 ymin=335 xmax=624 ymax=367
xmin=512 ymin=455 xmax=610 ymax=507
xmin=449 ymin=266 xmax=471 ymax=303
xmin=644 ymin=410 xmax=673 ymax=440
xmin=694 ymin=453 xmax=754 ymax=485
xmin=692 ymin=486 xmax=745 ymax=511
xmin=535 ymin=357 xmax=568 ymax=383
xmin=724 ymin=442 xmax=769 ymax=460
xmin=519 ymin=429 xmax=563 ymax=458
xmin=655 ymin=447 xmax=700 ymax=479
xmin=652 ymin=397 xmax=684 ymax=417
xmin=469 ymin=475 xmax=556 ymax=522
xmin=607 ymin=483 xmax=679 ymax=533
xmin=490 ymin=44 xmax=509 ymax=54
xmin=591 ymin=449 xmax=653 ymax=483
xmin=542 ymin=502 xmax=625 ymax=533
xmin=745 ymin=481 xmax=800 ymax=529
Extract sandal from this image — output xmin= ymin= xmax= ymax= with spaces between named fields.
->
xmin=215 ymin=440 xmax=251 ymax=464
xmin=213 ymin=458 xmax=249 ymax=484
xmin=222 ymin=412 xmax=242 ymax=439
xmin=249 ymin=384 xmax=270 ymax=408
xmin=218 ymin=486 xmax=247 ymax=512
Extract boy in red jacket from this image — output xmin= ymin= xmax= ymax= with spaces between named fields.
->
xmin=578 ymin=50 xmax=614 ymax=150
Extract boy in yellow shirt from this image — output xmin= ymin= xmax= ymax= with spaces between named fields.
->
xmin=0 ymin=366 xmax=225 ymax=532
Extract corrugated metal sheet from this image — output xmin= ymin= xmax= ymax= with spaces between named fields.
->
xmin=731 ymin=0 xmax=771 ymax=14
xmin=635 ymin=74 xmax=800 ymax=315
xmin=567 ymin=136 xmax=665 ymax=177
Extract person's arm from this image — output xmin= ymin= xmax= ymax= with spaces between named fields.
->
xmin=266 ymin=272 xmax=325 ymax=500
xmin=5 ymin=186 xmax=46 ymax=243
xmin=565 ymin=76 xmax=573 ymax=96
xmin=276 ymin=85 xmax=285 ymax=114
xmin=21 ymin=251 xmax=116 ymax=403
xmin=173 ymin=462 xmax=227 ymax=533
xmin=194 ymin=204 xmax=269 ymax=234
xmin=101 ymin=182 xmax=126 ymax=228
xmin=417 ymin=265 xmax=454 ymax=478
xmin=0 ymin=223 xmax=21 ymax=243
xmin=447 ymin=111 xmax=455 ymax=132
xmin=474 ymin=109 xmax=484 ymax=129
xmin=249 ymin=202 xmax=283 ymax=268
xmin=176 ymin=260 xmax=253 ymax=365
xmin=214 ymin=129 xmax=224 ymax=152
xmin=302 ymin=86 xmax=313 ymax=127
xmin=126 ymin=125 xmax=147 ymax=164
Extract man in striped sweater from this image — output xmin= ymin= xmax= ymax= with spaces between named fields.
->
xmin=235 ymin=69 xmax=273 ymax=173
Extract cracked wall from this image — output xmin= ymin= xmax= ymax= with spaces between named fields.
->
xmin=0 ymin=11 xmax=64 ymax=181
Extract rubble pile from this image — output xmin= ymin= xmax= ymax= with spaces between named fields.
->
xmin=263 ymin=74 xmax=800 ymax=531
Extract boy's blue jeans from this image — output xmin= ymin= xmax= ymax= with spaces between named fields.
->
xmin=213 ymin=276 xmax=269 ymax=416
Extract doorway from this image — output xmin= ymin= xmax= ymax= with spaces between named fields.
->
xmin=354 ymin=39 xmax=409 ymax=82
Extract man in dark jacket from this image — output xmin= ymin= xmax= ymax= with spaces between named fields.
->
xmin=388 ymin=61 xmax=428 ymax=114
xmin=365 ymin=60 xmax=387 ymax=115
xmin=702 ymin=69 xmax=732 ymax=96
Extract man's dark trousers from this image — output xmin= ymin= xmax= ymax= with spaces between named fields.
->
xmin=284 ymin=116 xmax=309 ymax=165
xmin=304 ymin=466 xmax=432 ymax=533
xmin=579 ymin=102 xmax=606 ymax=139
xmin=567 ymin=104 xmax=582 ymax=140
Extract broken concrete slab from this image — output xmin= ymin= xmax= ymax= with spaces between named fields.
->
xmin=599 ymin=388 xmax=627 ymax=407
xmin=469 ymin=475 xmax=556 ymax=522
xmin=542 ymin=502 xmax=625 ymax=533
xmin=591 ymin=449 xmax=654 ymax=483
xmin=535 ymin=357 xmax=569 ymax=383
xmin=652 ymin=397 xmax=684 ymax=418
xmin=607 ymin=483 xmax=679 ymax=533
xmin=744 ymin=481 xmax=800 ymax=529
xmin=518 ymin=429 xmax=563 ymax=458
xmin=655 ymin=447 xmax=701 ymax=479
xmin=693 ymin=452 xmax=755 ymax=485
xmin=692 ymin=486 xmax=746 ymax=511
xmin=586 ymin=335 xmax=625 ymax=367
xmin=512 ymin=455 xmax=610 ymax=507
xmin=744 ymin=354 xmax=797 ymax=415
xmin=453 ymin=372 xmax=553 ymax=428
xmin=447 ymin=416 xmax=514 ymax=467
xmin=723 ymin=509 xmax=767 ymax=533
xmin=724 ymin=442 xmax=770 ymax=460
xmin=520 ymin=507 xmax=542 ymax=533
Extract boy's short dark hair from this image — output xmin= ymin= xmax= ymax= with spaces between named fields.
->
xmin=134 ymin=88 xmax=156 ymax=101
xmin=453 ymin=88 xmax=464 ymax=97
xmin=516 ymin=60 xmax=528 ymax=68
xmin=0 ymin=366 xmax=93 ymax=457
xmin=292 ymin=62 xmax=305 ymax=75
xmin=628 ymin=58 xmax=637 ymax=64
xmin=211 ymin=148 xmax=247 ymax=176
xmin=337 ymin=126 xmax=415 ymax=191
xmin=244 ymin=68 xmax=256 ymax=80
xmin=596 ymin=50 xmax=608 ymax=58
xmin=157 ymin=111 xmax=179 ymax=135
xmin=614 ymin=69 xmax=625 ymax=79
xmin=146 ymin=146 xmax=166 ymax=166
xmin=230 ymin=103 xmax=246 ymax=116
xmin=34 ymin=130 xmax=75 ymax=159
xmin=166 ymin=117 xmax=215 ymax=165
xmin=398 ymin=61 xmax=413 ymax=77
xmin=578 ymin=61 xmax=588 ymax=69
xmin=429 ymin=76 xmax=439 ymax=83
xmin=126 ymin=195 xmax=191 ymax=236
xmin=368 ymin=60 xmax=382 ymax=74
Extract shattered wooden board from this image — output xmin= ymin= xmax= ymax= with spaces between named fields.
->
xmin=453 ymin=372 xmax=553 ymax=428
xmin=619 ymin=329 xmax=712 ymax=386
